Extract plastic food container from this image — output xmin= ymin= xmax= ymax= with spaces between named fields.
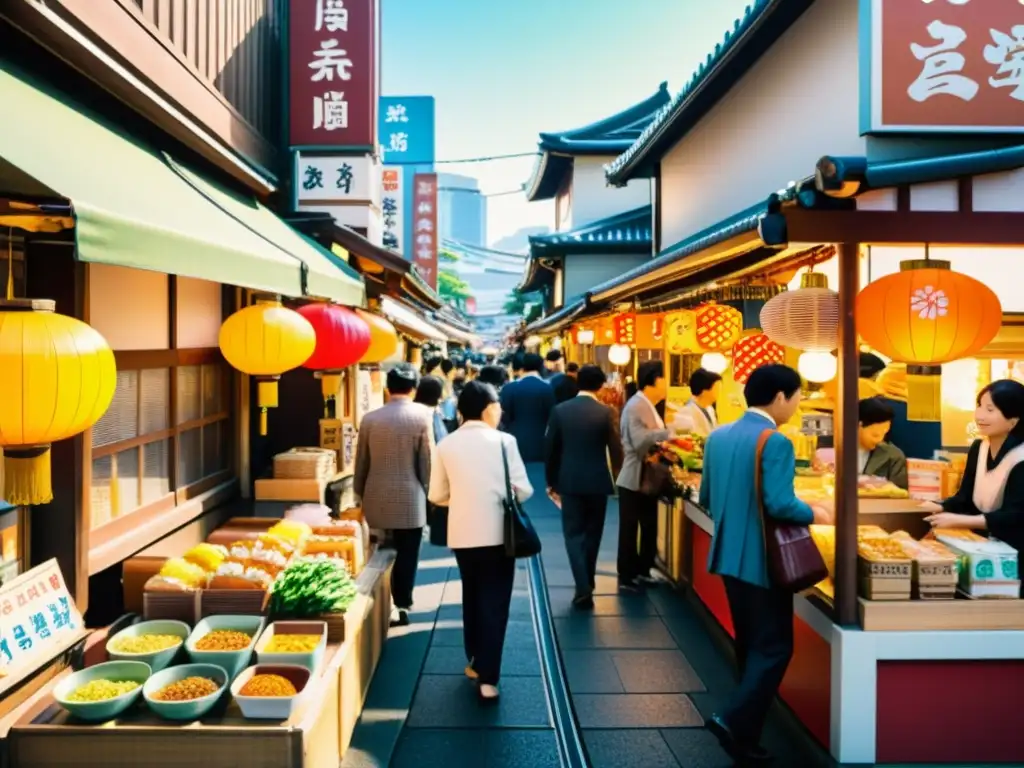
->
xmin=53 ymin=660 xmax=151 ymax=722
xmin=106 ymin=619 xmax=190 ymax=672
xmin=231 ymin=664 xmax=311 ymax=720
xmin=255 ymin=621 xmax=327 ymax=672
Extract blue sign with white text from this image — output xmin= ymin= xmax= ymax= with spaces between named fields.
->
xmin=378 ymin=96 xmax=436 ymax=165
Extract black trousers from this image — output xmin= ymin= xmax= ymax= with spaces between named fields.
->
xmin=721 ymin=576 xmax=795 ymax=747
xmin=616 ymin=487 xmax=657 ymax=581
xmin=387 ymin=527 xmax=423 ymax=610
xmin=560 ymin=494 xmax=608 ymax=598
xmin=454 ymin=545 xmax=516 ymax=686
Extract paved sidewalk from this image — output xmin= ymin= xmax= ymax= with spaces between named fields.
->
xmin=532 ymin=491 xmax=831 ymax=768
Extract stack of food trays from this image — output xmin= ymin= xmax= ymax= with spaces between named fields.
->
xmin=52 ymin=617 xmax=329 ymax=724
xmin=858 ymin=530 xmax=912 ymax=601
xmin=890 ymin=531 xmax=958 ymax=600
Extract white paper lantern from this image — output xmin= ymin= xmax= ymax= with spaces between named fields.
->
xmin=798 ymin=351 xmax=837 ymax=383
xmin=700 ymin=352 xmax=728 ymax=374
xmin=576 ymin=329 xmax=595 ymax=344
xmin=608 ymin=344 xmax=632 ymax=366
xmin=760 ymin=272 xmax=839 ymax=351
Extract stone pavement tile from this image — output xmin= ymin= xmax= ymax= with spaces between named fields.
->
xmin=645 ymin=589 xmax=738 ymax=686
xmin=573 ymin=693 xmax=704 ymax=728
xmin=544 ymin=569 xmax=620 ymax=595
xmin=561 ymin=650 xmax=624 ymax=693
xmin=422 ymin=643 xmax=541 ymax=677
xmin=436 ymin=598 xmax=533 ymax=622
xmin=431 ymin=618 xmax=536 ymax=648
xmin=406 ymin=675 xmax=551 ymax=728
xmin=361 ymin=629 xmax=432 ymax=710
xmin=611 ymin=650 xmax=706 ymax=693
xmin=391 ymin=729 xmax=561 ymax=768
xmin=554 ymin=616 xmax=677 ymax=649
xmin=583 ymin=729 xmax=681 ymax=768
xmin=660 ymin=728 xmax=734 ymax=768
xmin=342 ymin=709 xmax=406 ymax=768
xmin=548 ymin=587 xmax=657 ymax=618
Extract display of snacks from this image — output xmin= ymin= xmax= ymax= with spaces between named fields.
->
xmin=302 ymin=535 xmax=364 ymax=575
xmin=932 ymin=528 xmax=987 ymax=542
xmin=182 ymin=543 xmax=228 ymax=573
xmin=858 ymin=534 xmax=912 ymax=601
xmin=150 ymin=676 xmax=220 ymax=701
xmin=857 ymin=475 xmax=910 ymax=499
xmin=238 ymin=673 xmax=298 ymax=697
xmin=208 ymin=561 xmax=274 ymax=590
xmin=263 ymin=634 xmax=321 ymax=654
xmin=66 ymin=679 xmax=141 ymax=702
xmin=858 ymin=538 xmax=912 ymax=561
xmin=890 ymin=531 xmax=958 ymax=600
xmin=145 ymin=558 xmax=208 ymax=592
xmin=267 ymin=519 xmax=312 ymax=548
xmin=193 ymin=629 xmax=253 ymax=652
xmin=109 ymin=634 xmax=182 ymax=654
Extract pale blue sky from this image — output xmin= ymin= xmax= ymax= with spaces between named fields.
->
xmin=381 ymin=0 xmax=753 ymax=247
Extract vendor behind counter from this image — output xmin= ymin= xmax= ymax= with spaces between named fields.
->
xmin=858 ymin=397 xmax=909 ymax=489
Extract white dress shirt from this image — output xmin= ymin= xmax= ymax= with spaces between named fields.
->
xmin=428 ymin=421 xmax=534 ymax=549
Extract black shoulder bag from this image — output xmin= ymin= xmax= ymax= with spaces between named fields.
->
xmin=502 ymin=442 xmax=542 ymax=559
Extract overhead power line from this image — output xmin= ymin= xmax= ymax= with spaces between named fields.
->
xmin=384 ymin=151 xmax=540 ymax=165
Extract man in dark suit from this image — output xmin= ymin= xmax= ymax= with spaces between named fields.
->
xmin=499 ymin=352 xmax=555 ymax=464
xmin=545 ymin=365 xmax=624 ymax=609
xmin=549 ymin=362 xmax=579 ymax=404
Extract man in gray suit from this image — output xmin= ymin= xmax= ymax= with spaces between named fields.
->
xmin=354 ymin=363 xmax=432 ymax=626
xmin=616 ymin=360 xmax=670 ymax=591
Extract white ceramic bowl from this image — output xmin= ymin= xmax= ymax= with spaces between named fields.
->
xmin=231 ymin=664 xmax=311 ymax=720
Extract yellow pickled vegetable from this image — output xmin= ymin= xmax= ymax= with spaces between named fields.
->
xmin=264 ymin=634 xmax=321 ymax=653
xmin=157 ymin=558 xmax=207 ymax=589
xmin=267 ymin=520 xmax=312 ymax=547
xmin=66 ymin=679 xmax=141 ymax=702
xmin=111 ymin=634 xmax=182 ymax=654
xmin=183 ymin=543 xmax=227 ymax=573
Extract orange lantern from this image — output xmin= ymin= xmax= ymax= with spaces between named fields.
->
xmin=732 ymin=331 xmax=785 ymax=384
xmin=612 ymin=313 xmax=636 ymax=345
xmin=856 ymin=259 xmax=1001 ymax=420
xmin=693 ymin=303 xmax=742 ymax=352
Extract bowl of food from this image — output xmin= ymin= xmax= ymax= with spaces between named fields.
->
xmin=106 ymin=619 xmax=190 ymax=672
xmin=142 ymin=663 xmax=228 ymax=721
xmin=53 ymin=660 xmax=151 ymax=721
xmin=230 ymin=664 xmax=311 ymax=720
xmin=185 ymin=615 xmax=265 ymax=679
xmin=255 ymin=621 xmax=327 ymax=672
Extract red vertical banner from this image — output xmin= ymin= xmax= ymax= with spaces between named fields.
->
xmin=412 ymin=173 xmax=438 ymax=289
xmin=289 ymin=0 xmax=378 ymax=147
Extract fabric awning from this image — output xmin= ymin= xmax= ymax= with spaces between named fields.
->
xmin=0 ymin=61 xmax=364 ymax=305
xmin=380 ymin=297 xmax=448 ymax=343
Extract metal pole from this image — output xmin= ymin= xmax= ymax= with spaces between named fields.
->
xmin=835 ymin=241 xmax=861 ymax=626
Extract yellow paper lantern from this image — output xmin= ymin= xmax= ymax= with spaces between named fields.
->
xmin=0 ymin=299 xmax=116 ymax=505
xmin=219 ymin=296 xmax=316 ymax=435
xmin=356 ymin=310 xmax=399 ymax=363
xmin=665 ymin=310 xmax=699 ymax=354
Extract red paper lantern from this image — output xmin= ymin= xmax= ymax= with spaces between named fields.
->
xmin=731 ymin=332 xmax=785 ymax=384
xmin=297 ymin=303 xmax=371 ymax=371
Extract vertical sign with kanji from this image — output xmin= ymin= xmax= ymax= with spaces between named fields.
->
xmin=412 ymin=173 xmax=438 ymax=289
xmin=380 ymin=167 xmax=404 ymax=252
xmin=378 ymin=97 xmax=436 ymax=165
xmin=289 ymin=0 xmax=379 ymax=147
xmin=862 ymin=0 xmax=1024 ymax=133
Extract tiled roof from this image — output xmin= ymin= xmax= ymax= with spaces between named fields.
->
xmin=605 ymin=0 xmax=812 ymax=185
xmin=525 ymin=84 xmax=671 ymax=202
xmin=528 ymin=206 xmax=652 ymax=255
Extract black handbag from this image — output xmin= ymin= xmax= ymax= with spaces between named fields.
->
xmin=502 ymin=443 xmax=542 ymax=559
xmin=427 ymin=504 xmax=449 ymax=547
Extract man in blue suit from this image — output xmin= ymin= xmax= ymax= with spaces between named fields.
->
xmin=699 ymin=364 xmax=833 ymax=765
xmin=499 ymin=352 xmax=555 ymax=465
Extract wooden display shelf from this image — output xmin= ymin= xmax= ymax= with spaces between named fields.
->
xmin=7 ymin=551 xmax=395 ymax=768
xmin=859 ymin=596 xmax=1024 ymax=631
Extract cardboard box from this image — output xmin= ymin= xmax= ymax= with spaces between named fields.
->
xmin=255 ymin=477 xmax=329 ymax=504
xmin=319 ymin=419 xmax=343 ymax=450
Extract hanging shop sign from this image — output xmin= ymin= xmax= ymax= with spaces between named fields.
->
xmin=412 ymin=173 xmax=439 ymax=289
xmin=612 ymin=313 xmax=636 ymax=345
xmin=0 ymin=559 xmax=84 ymax=697
xmin=381 ymin=166 xmax=404 ymax=253
xmin=378 ymin=96 xmax=436 ymax=165
xmin=289 ymin=0 xmax=379 ymax=147
xmin=665 ymin=310 xmax=698 ymax=354
xmin=295 ymin=153 xmax=376 ymax=204
xmin=862 ymin=0 xmax=1024 ymax=134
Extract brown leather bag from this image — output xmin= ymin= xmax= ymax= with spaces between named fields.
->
xmin=639 ymin=451 xmax=674 ymax=498
xmin=755 ymin=430 xmax=829 ymax=593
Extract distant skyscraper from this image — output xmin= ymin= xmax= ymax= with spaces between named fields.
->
xmin=437 ymin=173 xmax=487 ymax=247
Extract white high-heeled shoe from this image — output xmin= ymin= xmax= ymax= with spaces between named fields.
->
xmin=478 ymin=684 xmax=499 ymax=701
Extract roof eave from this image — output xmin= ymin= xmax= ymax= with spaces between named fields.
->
xmin=524 ymin=151 xmax=573 ymax=202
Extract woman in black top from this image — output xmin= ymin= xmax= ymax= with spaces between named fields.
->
xmin=923 ymin=380 xmax=1024 ymax=581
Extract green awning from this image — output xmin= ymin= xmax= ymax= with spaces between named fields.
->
xmin=0 ymin=61 xmax=364 ymax=306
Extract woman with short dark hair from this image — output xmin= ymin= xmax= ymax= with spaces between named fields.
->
xmin=428 ymin=381 xmax=533 ymax=702
xmin=414 ymin=375 xmax=448 ymax=443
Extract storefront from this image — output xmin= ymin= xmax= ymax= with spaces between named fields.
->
xmin=523 ymin=1 xmax=1024 ymax=763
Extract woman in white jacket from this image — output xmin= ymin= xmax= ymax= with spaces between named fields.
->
xmin=429 ymin=380 xmax=532 ymax=702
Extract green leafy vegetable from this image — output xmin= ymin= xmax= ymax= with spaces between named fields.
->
xmin=267 ymin=557 xmax=357 ymax=618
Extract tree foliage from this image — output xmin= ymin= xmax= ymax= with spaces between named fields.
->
xmin=437 ymin=267 xmax=472 ymax=311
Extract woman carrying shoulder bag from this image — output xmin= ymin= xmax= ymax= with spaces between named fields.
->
xmin=429 ymin=381 xmax=533 ymax=702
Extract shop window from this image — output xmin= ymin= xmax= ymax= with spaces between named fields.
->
xmin=89 ymin=354 xmax=232 ymax=531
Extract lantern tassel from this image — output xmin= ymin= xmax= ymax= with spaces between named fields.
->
xmin=259 ymin=407 xmax=268 ymax=437
xmin=906 ymin=365 xmax=942 ymax=422
xmin=256 ymin=378 xmax=279 ymax=437
xmin=4 ymin=446 xmax=53 ymax=506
